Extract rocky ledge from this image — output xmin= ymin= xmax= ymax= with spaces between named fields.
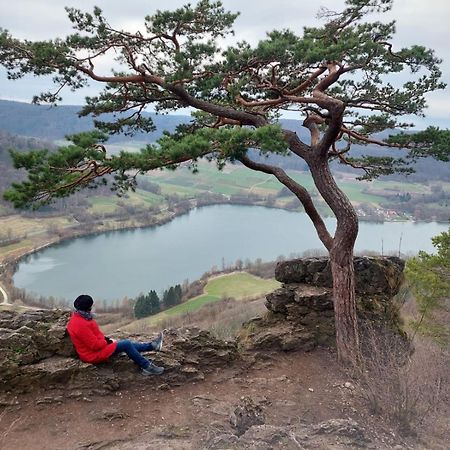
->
xmin=0 ymin=309 xmax=237 ymax=396
xmin=239 ymin=256 xmax=406 ymax=351
xmin=0 ymin=256 xmax=406 ymax=396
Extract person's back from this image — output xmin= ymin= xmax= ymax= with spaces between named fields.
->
xmin=66 ymin=310 xmax=117 ymax=364
xmin=67 ymin=294 xmax=164 ymax=375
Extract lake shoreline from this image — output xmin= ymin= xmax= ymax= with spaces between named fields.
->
xmin=0 ymin=198 xmax=271 ymax=301
xmin=1 ymin=199 xmax=446 ymax=305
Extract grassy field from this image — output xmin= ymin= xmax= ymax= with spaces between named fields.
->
xmin=121 ymin=272 xmax=280 ymax=331
xmin=366 ymin=180 xmax=432 ymax=194
xmin=89 ymin=197 xmax=119 ymax=214
xmin=0 ymin=239 xmax=34 ymax=258
xmin=142 ymin=160 xmax=438 ymax=207
xmin=0 ymin=215 xmax=74 ymax=236
xmin=147 ymin=162 xmax=285 ymax=197
xmin=0 ymin=215 xmax=76 ymax=260
xmin=88 ymin=190 xmax=165 ymax=214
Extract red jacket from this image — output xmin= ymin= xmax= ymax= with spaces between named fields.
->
xmin=67 ymin=312 xmax=117 ymax=363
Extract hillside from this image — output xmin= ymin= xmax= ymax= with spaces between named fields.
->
xmin=0 ymin=99 xmax=447 ymax=182
xmin=0 ymin=99 xmax=186 ymax=142
xmin=0 ymin=346 xmax=409 ymax=450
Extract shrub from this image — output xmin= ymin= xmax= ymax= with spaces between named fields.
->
xmin=359 ymin=324 xmax=449 ymax=435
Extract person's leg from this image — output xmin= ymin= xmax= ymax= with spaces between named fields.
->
xmin=130 ymin=342 xmax=153 ymax=353
xmin=113 ymin=339 xmax=152 ymax=368
xmin=115 ymin=333 xmax=163 ymax=354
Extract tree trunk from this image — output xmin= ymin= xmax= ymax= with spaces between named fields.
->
xmin=309 ymin=158 xmax=360 ymax=366
xmin=330 ymin=245 xmax=360 ymax=366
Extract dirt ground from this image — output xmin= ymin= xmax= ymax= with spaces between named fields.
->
xmin=0 ymin=348 xmax=446 ymax=450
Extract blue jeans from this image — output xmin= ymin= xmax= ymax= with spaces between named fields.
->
xmin=112 ymin=339 xmax=154 ymax=369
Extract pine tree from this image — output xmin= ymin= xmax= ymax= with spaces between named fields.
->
xmin=174 ymin=284 xmax=183 ymax=305
xmin=134 ymin=294 xmax=152 ymax=319
xmin=148 ymin=290 xmax=161 ymax=315
xmin=1 ymin=0 xmax=448 ymax=364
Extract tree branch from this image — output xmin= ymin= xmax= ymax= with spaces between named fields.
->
xmin=239 ymin=154 xmax=333 ymax=250
xmin=285 ymin=67 xmax=327 ymax=95
xmin=314 ymin=63 xmax=345 ymax=154
xmin=341 ymin=127 xmax=403 ymax=148
xmin=303 ymin=114 xmax=325 ymax=146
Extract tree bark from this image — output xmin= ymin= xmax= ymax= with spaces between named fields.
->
xmin=330 ymin=244 xmax=360 ymax=366
xmin=309 ymin=156 xmax=360 ymax=366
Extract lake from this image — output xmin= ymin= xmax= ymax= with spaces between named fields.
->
xmin=13 ymin=205 xmax=448 ymax=303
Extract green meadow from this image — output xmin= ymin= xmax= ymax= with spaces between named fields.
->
xmin=122 ymin=272 xmax=280 ymax=330
xmin=84 ymin=160 xmax=448 ymax=216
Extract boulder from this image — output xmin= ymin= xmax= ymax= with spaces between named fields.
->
xmin=230 ymin=396 xmax=265 ymax=436
xmin=275 ymin=258 xmax=331 ymax=286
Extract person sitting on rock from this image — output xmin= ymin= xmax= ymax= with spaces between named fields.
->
xmin=67 ymin=294 xmax=164 ymax=375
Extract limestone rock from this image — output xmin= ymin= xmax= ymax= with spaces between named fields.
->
xmin=205 ymin=418 xmax=372 ymax=450
xmin=0 ymin=311 xmax=238 ymax=395
xmin=241 ymin=256 xmax=405 ymax=352
xmin=275 ymin=256 xmax=404 ymax=296
xmin=230 ymin=396 xmax=265 ymax=436
xmin=275 ymin=257 xmax=331 ymax=285
xmin=312 ymin=418 xmax=370 ymax=447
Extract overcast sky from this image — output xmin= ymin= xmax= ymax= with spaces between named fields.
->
xmin=0 ymin=0 xmax=449 ymax=127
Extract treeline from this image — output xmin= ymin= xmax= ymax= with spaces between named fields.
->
xmin=133 ymin=284 xmax=183 ymax=319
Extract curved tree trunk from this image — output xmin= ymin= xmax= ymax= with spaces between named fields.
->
xmin=309 ymin=157 xmax=360 ymax=366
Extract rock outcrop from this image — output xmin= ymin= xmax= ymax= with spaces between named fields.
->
xmin=0 ymin=256 xmax=406 ymax=395
xmin=239 ymin=256 xmax=405 ymax=351
xmin=204 ymin=417 xmax=371 ymax=450
xmin=0 ymin=309 xmax=237 ymax=395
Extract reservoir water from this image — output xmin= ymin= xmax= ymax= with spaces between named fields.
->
xmin=14 ymin=205 xmax=448 ymax=303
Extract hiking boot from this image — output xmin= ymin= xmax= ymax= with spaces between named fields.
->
xmin=142 ymin=363 xmax=164 ymax=376
xmin=151 ymin=331 xmax=164 ymax=352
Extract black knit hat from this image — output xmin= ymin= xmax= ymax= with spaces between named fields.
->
xmin=74 ymin=294 xmax=94 ymax=312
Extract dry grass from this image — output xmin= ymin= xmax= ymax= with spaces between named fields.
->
xmin=359 ymin=323 xmax=449 ymax=437
xmin=0 ymin=215 xmax=74 ymax=237
xmin=124 ymin=296 xmax=267 ymax=341
xmin=0 ymin=215 xmax=76 ymax=260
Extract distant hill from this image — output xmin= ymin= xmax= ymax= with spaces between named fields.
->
xmin=0 ymin=99 xmax=447 ymax=181
xmin=0 ymin=99 xmax=187 ymax=142
xmin=0 ymin=130 xmax=54 ymax=164
xmin=0 ymin=99 xmax=314 ymax=143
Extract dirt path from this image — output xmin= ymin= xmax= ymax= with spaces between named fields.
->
xmin=248 ymin=175 xmax=272 ymax=192
xmin=3 ymin=347 xmax=441 ymax=450
xmin=0 ymin=350 xmax=359 ymax=450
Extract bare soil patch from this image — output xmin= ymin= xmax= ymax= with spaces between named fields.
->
xmin=2 ymin=347 xmax=445 ymax=450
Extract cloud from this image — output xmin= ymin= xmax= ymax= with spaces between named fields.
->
xmin=1 ymin=0 xmax=448 ymax=124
